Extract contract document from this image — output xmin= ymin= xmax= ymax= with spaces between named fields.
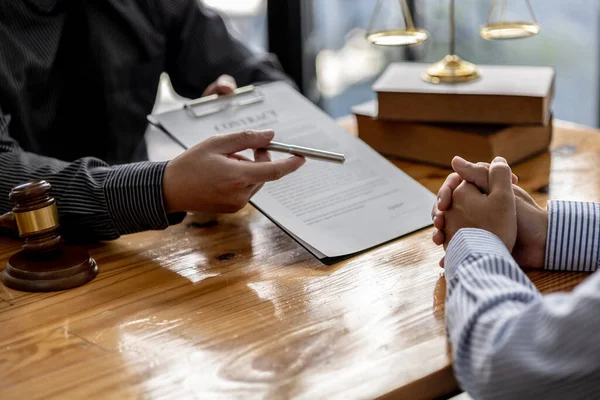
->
xmin=148 ymin=81 xmax=435 ymax=264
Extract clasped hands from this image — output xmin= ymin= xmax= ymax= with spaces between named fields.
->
xmin=431 ymin=156 xmax=548 ymax=269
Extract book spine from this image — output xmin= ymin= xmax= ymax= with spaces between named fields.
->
xmin=377 ymin=92 xmax=547 ymax=125
xmin=355 ymin=115 xmax=492 ymax=168
xmin=356 ymin=115 xmax=553 ymax=167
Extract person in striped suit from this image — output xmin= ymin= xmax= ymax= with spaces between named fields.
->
xmin=431 ymin=156 xmax=599 ymax=399
xmin=0 ymin=0 xmax=305 ymax=240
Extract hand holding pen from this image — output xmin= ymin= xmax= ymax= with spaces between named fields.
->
xmin=161 ymin=130 xmax=343 ymax=217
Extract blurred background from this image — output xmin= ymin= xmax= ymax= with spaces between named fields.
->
xmin=159 ymin=0 xmax=600 ymax=127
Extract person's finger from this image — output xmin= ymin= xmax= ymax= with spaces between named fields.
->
xmin=214 ymin=85 xmax=235 ymax=95
xmin=254 ymin=148 xmax=271 ymax=163
xmin=433 ymin=213 xmax=445 ymax=230
xmin=229 ymin=153 xmax=252 ymax=162
xmin=202 ymin=75 xmax=237 ymax=96
xmin=432 ymin=229 xmax=445 ymax=246
xmin=488 ymin=156 xmax=514 ymax=195
xmin=202 ymin=81 xmax=219 ymax=97
xmin=206 ymin=130 xmax=274 ymax=154
xmin=453 ymin=157 xmax=518 ymax=191
xmin=432 ymin=173 xmax=462 ymax=219
xmin=246 ymin=149 xmax=272 ymax=198
xmin=437 ymin=173 xmax=463 ymax=212
xmin=218 ymin=74 xmax=237 ymax=88
xmin=451 ymin=181 xmax=482 ymax=208
xmin=477 ymin=162 xmax=518 ymax=185
xmin=451 ymin=156 xmax=491 ymax=193
xmin=243 ymin=156 xmax=306 ymax=183
xmin=215 ymin=75 xmax=237 ymax=95
xmin=439 ymin=256 xmax=445 ymax=268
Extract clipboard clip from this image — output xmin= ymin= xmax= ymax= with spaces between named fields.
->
xmin=183 ymin=85 xmax=265 ymax=118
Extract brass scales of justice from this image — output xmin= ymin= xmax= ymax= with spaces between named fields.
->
xmin=366 ymin=0 xmax=541 ymax=84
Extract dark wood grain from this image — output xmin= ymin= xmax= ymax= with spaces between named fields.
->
xmin=0 ymin=119 xmax=598 ymax=399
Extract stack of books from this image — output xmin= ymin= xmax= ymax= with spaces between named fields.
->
xmin=353 ymin=63 xmax=555 ymax=167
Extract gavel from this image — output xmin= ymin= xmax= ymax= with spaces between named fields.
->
xmin=0 ymin=180 xmax=98 ymax=292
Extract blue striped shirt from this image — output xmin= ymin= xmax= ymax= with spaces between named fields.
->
xmin=445 ymin=200 xmax=600 ymax=400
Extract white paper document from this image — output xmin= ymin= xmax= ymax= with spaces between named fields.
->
xmin=149 ymin=81 xmax=435 ymax=263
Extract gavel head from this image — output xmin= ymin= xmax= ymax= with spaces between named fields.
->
xmin=9 ymin=180 xmax=62 ymax=252
xmin=2 ymin=180 xmax=98 ymax=292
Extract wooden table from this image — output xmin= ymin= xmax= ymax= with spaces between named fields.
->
xmin=0 ymin=119 xmax=598 ymax=400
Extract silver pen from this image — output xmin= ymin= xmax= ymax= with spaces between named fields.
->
xmin=263 ymin=141 xmax=345 ymax=164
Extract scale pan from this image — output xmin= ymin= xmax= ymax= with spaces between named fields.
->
xmin=480 ymin=22 xmax=540 ymax=40
xmin=366 ymin=29 xmax=428 ymax=46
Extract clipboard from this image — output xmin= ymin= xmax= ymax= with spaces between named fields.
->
xmin=146 ymin=81 xmax=436 ymax=265
xmin=183 ymin=85 xmax=265 ymax=118
xmin=147 ymin=85 xmax=265 ymax=150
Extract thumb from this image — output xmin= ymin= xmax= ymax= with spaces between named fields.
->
xmin=216 ymin=75 xmax=236 ymax=95
xmin=206 ymin=130 xmax=274 ymax=154
xmin=201 ymin=75 xmax=237 ymax=96
xmin=452 ymin=156 xmax=519 ymax=194
xmin=488 ymin=157 xmax=513 ymax=195
xmin=452 ymin=156 xmax=490 ymax=193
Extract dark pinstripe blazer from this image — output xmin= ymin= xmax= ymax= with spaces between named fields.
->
xmin=0 ymin=0 xmax=289 ymax=240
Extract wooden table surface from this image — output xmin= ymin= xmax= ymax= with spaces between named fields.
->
xmin=0 ymin=118 xmax=598 ymax=400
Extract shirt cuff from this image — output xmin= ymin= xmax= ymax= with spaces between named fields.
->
xmin=445 ymin=228 xmax=514 ymax=282
xmin=104 ymin=161 xmax=186 ymax=236
xmin=545 ymin=200 xmax=600 ymax=271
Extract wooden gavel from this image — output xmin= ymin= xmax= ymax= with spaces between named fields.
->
xmin=0 ymin=180 xmax=98 ymax=292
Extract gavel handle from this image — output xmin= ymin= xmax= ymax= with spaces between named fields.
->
xmin=0 ymin=212 xmax=17 ymax=231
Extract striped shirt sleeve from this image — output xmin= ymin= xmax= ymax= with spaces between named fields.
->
xmin=0 ymin=113 xmax=184 ymax=240
xmin=446 ymin=228 xmax=600 ymax=399
xmin=545 ymin=200 xmax=600 ymax=272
